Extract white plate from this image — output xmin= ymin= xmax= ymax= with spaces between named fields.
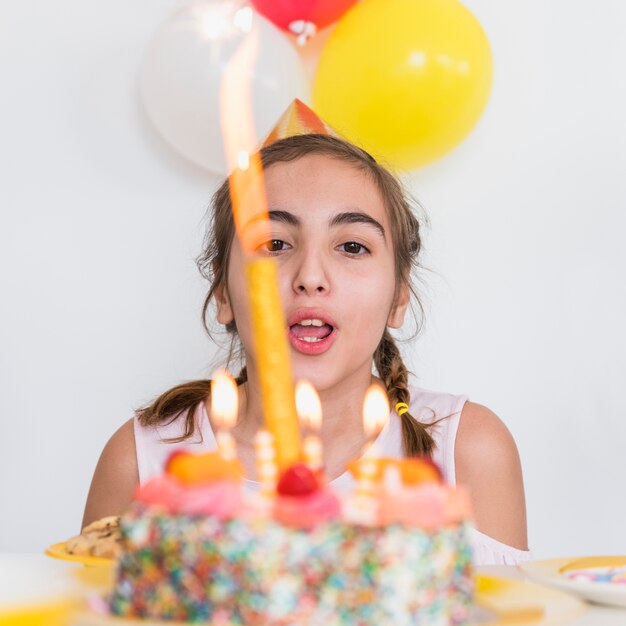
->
xmin=520 ymin=557 xmax=626 ymax=609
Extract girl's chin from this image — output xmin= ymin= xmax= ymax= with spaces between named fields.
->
xmin=290 ymin=358 xmax=370 ymax=395
xmin=290 ymin=370 xmax=332 ymax=388
xmin=289 ymin=360 xmax=338 ymax=391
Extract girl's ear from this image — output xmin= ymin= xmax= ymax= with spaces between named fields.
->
xmin=387 ymin=286 xmax=409 ymax=329
xmin=215 ymin=282 xmax=234 ymax=325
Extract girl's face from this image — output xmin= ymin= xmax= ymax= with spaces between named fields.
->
xmin=217 ymin=154 xmax=408 ymax=393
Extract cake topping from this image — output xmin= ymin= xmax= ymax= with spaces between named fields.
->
xmin=277 ymin=463 xmax=320 ymax=496
xmin=134 ymin=474 xmax=183 ymax=510
xmin=274 ymin=464 xmax=340 ymax=528
xmin=348 ymin=456 xmax=443 ymax=485
xmin=165 ymin=450 xmax=242 ymax=485
xmin=397 ymin=456 xmax=443 ymax=484
xmin=136 ymin=452 xmax=245 ymax=519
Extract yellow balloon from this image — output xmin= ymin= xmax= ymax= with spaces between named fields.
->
xmin=313 ymin=0 xmax=493 ymax=169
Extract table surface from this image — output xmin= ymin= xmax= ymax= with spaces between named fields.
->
xmin=1 ymin=554 xmax=625 ymax=625
xmin=480 ymin=564 xmax=624 ymax=625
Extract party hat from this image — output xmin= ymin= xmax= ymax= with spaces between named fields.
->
xmin=262 ymin=99 xmax=338 ymax=147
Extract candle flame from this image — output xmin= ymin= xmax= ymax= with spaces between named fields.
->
xmin=219 ymin=12 xmax=269 ymax=254
xmin=237 ymin=150 xmax=250 ymax=170
xmin=295 ymin=380 xmax=322 ymax=431
xmin=363 ymin=385 xmax=389 ymax=438
xmin=211 ymin=370 xmax=238 ymax=429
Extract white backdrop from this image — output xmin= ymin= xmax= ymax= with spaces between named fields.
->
xmin=1 ymin=0 xmax=625 ymax=557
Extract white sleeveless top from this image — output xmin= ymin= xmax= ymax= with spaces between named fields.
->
xmin=134 ymin=386 xmax=531 ymax=566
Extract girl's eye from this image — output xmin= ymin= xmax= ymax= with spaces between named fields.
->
xmin=339 ymin=241 xmax=369 ymax=255
xmin=261 ymin=239 xmax=290 ymax=253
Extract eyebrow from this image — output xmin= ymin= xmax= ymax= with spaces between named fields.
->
xmin=329 ymin=211 xmax=386 ymax=239
xmin=265 ymin=209 xmax=386 ymax=240
xmin=267 ymin=209 xmax=300 ymax=227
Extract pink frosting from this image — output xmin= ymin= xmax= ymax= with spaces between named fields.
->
xmin=380 ymin=483 xmax=468 ymax=530
xmin=134 ymin=476 xmax=243 ymax=520
xmin=175 ymin=481 xmax=243 ymax=519
xmin=135 ymin=475 xmax=183 ymax=512
xmin=274 ymin=488 xmax=341 ymax=529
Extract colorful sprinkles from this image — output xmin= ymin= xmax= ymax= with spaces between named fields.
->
xmin=565 ymin=566 xmax=626 ymax=585
xmin=109 ymin=504 xmax=474 ymax=625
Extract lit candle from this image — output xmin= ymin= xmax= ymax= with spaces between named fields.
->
xmin=295 ymin=380 xmax=323 ymax=471
xmin=254 ymin=428 xmax=278 ymax=497
xmin=219 ymin=11 xmax=301 ymax=469
xmin=362 ymin=384 xmax=389 ymax=457
xmin=211 ymin=370 xmax=238 ymax=461
xmin=356 ymin=385 xmax=390 ymax=500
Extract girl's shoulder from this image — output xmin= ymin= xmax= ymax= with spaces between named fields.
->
xmin=83 ymin=418 xmax=138 ymax=528
xmin=454 ymin=401 xmax=528 ymax=551
xmin=456 ymin=401 xmax=519 ymax=460
xmin=407 ymin=385 xmax=468 ymax=424
xmin=406 ymin=386 xmax=517 ymax=458
xmin=406 ymin=390 xmax=528 ymax=552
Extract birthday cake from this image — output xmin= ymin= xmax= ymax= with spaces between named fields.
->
xmin=108 ymin=451 xmax=474 ymax=625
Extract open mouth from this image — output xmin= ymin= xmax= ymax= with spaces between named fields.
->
xmin=289 ymin=319 xmax=334 ymax=343
xmin=287 ymin=317 xmax=337 ymax=355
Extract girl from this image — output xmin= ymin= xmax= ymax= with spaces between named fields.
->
xmin=83 ymin=133 xmax=529 ymax=565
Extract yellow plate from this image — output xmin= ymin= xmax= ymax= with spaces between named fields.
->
xmin=0 ymin=599 xmax=78 ymax=626
xmin=558 ymin=555 xmax=626 ymax=573
xmin=521 ymin=556 xmax=626 ymax=609
xmin=45 ymin=542 xmax=114 ymax=568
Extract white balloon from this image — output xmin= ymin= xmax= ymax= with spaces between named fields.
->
xmin=140 ymin=1 xmax=310 ymax=174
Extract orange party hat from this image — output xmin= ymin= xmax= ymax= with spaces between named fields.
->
xmin=262 ymin=99 xmax=338 ymax=147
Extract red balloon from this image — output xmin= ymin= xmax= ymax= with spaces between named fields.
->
xmin=251 ymin=0 xmax=358 ymax=33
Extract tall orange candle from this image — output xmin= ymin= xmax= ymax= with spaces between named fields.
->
xmin=246 ymin=259 xmax=301 ymax=468
xmin=219 ymin=12 xmax=301 ymax=468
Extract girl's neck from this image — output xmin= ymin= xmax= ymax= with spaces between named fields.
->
xmin=225 ymin=363 xmax=380 ymax=481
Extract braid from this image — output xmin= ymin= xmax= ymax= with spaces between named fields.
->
xmin=374 ymin=330 xmax=435 ymax=457
xmin=136 ymin=379 xmax=212 ymax=443
xmin=136 ymin=366 xmax=249 ymax=444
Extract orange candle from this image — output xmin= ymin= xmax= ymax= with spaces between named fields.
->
xmin=246 ymin=259 xmax=301 ymax=468
xmin=254 ymin=428 xmax=278 ymax=497
xmin=219 ymin=17 xmax=301 ymax=468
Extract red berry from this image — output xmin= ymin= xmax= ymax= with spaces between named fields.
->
xmin=277 ymin=463 xmax=319 ymax=496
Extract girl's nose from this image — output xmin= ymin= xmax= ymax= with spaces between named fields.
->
xmin=292 ymin=251 xmax=329 ymax=295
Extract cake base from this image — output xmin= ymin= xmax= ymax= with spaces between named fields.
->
xmin=110 ymin=506 xmax=473 ymax=625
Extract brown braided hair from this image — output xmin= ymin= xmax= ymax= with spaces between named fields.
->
xmin=138 ymin=134 xmax=434 ymax=455
xmin=136 ymin=368 xmax=248 ymax=444
xmin=374 ymin=330 xmax=435 ymax=456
